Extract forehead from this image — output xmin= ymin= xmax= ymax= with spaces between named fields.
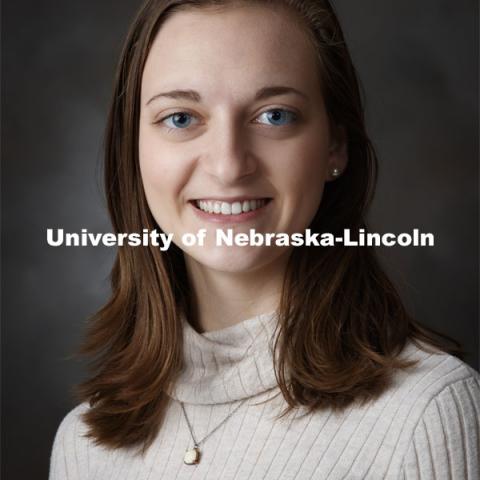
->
xmin=141 ymin=4 xmax=322 ymax=102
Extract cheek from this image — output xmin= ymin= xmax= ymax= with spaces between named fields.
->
xmin=138 ymin=130 xmax=188 ymax=201
xmin=267 ymin=132 xmax=330 ymax=195
xmin=267 ymin=132 xmax=330 ymax=230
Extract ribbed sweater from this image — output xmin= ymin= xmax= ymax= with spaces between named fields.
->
xmin=49 ymin=311 xmax=480 ymax=479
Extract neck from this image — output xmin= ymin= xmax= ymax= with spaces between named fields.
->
xmin=168 ymin=309 xmax=281 ymax=404
xmin=184 ymin=254 xmax=288 ymax=333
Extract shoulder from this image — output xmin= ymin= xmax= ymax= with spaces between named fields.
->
xmin=52 ymin=402 xmax=91 ymax=448
xmin=49 ymin=402 xmax=93 ymax=480
xmin=394 ymin=339 xmax=479 ymax=403
xmin=396 ymin=341 xmax=480 ymax=478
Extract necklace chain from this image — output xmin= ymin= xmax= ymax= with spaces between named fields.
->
xmin=180 ymin=399 xmax=248 ymax=447
xmin=179 ymin=311 xmax=277 ymax=464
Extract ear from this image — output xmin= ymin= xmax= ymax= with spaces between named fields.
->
xmin=325 ymin=125 xmax=348 ymax=182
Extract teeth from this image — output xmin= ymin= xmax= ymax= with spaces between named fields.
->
xmin=195 ymin=199 xmax=268 ymax=215
xmin=231 ymin=202 xmax=242 ymax=215
xmin=221 ymin=202 xmax=231 ymax=215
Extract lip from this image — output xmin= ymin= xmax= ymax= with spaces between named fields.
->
xmin=189 ymin=198 xmax=272 ymax=223
xmin=192 ymin=196 xmax=270 ymax=202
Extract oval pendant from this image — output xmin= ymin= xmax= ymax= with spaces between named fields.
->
xmin=184 ymin=446 xmax=201 ymax=465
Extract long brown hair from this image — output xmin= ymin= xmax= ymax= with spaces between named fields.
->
xmin=76 ymin=0 xmax=464 ymax=453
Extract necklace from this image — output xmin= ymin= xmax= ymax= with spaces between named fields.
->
xmin=180 ymin=399 xmax=248 ymax=465
xmin=179 ymin=310 xmax=278 ymax=465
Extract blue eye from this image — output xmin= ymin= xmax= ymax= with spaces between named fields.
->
xmin=257 ymin=109 xmax=297 ymax=126
xmin=163 ymin=112 xmax=195 ymax=129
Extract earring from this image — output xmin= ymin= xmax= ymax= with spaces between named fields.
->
xmin=331 ymin=167 xmax=341 ymax=178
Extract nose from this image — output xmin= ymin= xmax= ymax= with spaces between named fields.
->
xmin=201 ymin=116 xmax=257 ymax=185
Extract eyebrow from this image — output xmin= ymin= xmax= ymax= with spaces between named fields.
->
xmin=145 ymin=85 xmax=308 ymax=106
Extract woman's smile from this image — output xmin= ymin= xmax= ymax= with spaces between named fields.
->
xmin=189 ymin=197 xmax=273 ymax=223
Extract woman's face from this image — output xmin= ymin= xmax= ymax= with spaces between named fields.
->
xmin=139 ymin=4 xmax=347 ymax=275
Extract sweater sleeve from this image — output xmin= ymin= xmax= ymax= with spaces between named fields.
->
xmin=401 ymin=375 xmax=480 ymax=480
xmin=49 ymin=404 xmax=91 ymax=480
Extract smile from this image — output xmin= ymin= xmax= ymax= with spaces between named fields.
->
xmin=193 ymin=198 xmax=271 ymax=215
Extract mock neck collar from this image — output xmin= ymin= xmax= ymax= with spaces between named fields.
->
xmin=167 ymin=310 xmax=281 ymax=405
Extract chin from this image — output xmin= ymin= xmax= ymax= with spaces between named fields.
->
xmin=185 ymin=245 xmax=286 ymax=275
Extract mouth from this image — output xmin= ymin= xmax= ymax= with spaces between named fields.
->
xmin=190 ymin=198 xmax=272 ymax=216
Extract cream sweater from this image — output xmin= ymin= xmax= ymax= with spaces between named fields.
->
xmin=49 ymin=311 xmax=480 ymax=479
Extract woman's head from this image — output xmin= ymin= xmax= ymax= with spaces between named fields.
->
xmin=105 ymin=0 xmax=374 ymax=279
xmin=139 ymin=2 xmax=348 ymax=275
xmin=139 ymin=3 xmax=346 ymax=278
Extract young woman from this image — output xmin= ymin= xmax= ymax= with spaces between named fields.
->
xmin=49 ymin=0 xmax=480 ymax=478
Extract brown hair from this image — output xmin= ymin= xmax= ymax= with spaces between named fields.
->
xmin=76 ymin=0 xmax=464 ymax=454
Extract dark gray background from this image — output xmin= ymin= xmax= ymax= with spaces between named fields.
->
xmin=2 ymin=1 xmax=478 ymax=478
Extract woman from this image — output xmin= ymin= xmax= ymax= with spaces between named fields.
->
xmin=49 ymin=0 xmax=480 ymax=478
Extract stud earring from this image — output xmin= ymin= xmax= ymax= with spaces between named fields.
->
xmin=331 ymin=167 xmax=341 ymax=178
